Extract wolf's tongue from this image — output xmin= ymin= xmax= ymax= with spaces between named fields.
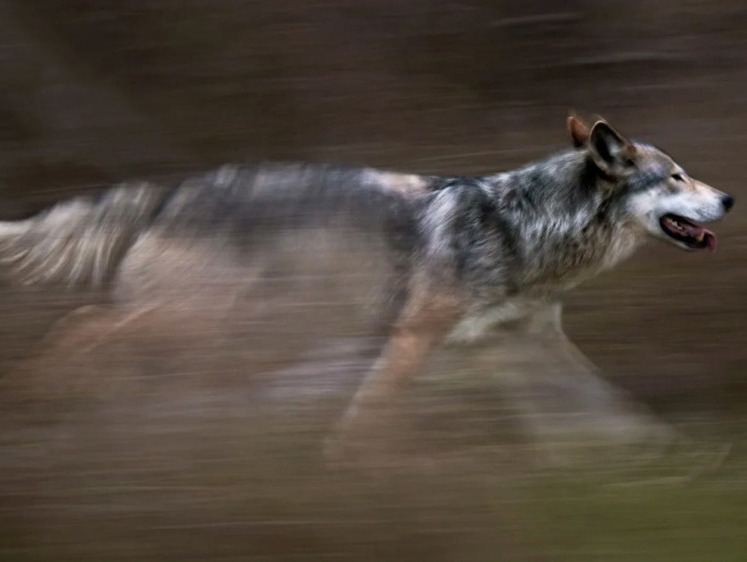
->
xmin=685 ymin=222 xmax=717 ymax=252
xmin=703 ymin=229 xmax=717 ymax=252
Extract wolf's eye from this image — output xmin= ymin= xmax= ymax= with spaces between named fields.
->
xmin=671 ymin=173 xmax=685 ymax=182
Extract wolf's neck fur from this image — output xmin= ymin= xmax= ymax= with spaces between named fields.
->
xmin=488 ymin=149 xmax=642 ymax=289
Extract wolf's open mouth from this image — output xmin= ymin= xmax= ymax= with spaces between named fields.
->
xmin=659 ymin=214 xmax=716 ymax=251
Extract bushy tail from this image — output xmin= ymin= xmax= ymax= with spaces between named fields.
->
xmin=0 ymin=182 xmax=168 ymax=287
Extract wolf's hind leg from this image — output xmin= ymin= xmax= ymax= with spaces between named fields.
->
xmin=3 ymin=304 xmax=137 ymax=399
xmin=3 ymin=294 xmax=242 ymax=400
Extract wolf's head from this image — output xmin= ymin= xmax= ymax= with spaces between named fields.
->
xmin=569 ymin=115 xmax=734 ymax=251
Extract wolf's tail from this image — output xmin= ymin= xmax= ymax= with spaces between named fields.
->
xmin=0 ymin=182 xmax=168 ymax=288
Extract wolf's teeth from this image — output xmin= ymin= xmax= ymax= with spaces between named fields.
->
xmin=696 ymin=233 xmax=705 ymax=241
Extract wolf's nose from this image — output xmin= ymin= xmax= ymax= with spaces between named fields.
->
xmin=722 ymin=194 xmax=735 ymax=212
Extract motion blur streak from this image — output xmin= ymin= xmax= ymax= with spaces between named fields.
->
xmin=0 ymin=2 xmax=745 ymax=561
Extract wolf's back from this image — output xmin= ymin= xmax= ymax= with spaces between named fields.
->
xmin=0 ymin=162 xmax=427 ymax=291
xmin=0 ymin=183 xmax=168 ymax=287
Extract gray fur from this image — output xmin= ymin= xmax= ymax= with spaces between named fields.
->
xmin=0 ymin=121 xmax=732 ymax=338
xmin=0 ymin=116 xmax=734 ymax=461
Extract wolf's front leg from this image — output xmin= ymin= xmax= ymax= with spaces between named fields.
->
xmin=324 ymin=285 xmax=463 ymax=466
xmin=496 ymin=303 xmax=676 ymax=462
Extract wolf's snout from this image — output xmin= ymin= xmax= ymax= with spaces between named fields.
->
xmin=721 ymin=194 xmax=735 ymax=212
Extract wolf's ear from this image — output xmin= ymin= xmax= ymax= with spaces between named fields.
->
xmin=567 ymin=114 xmax=590 ymax=148
xmin=588 ymin=120 xmax=636 ymax=177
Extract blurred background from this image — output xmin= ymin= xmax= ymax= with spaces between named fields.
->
xmin=0 ymin=1 xmax=746 ymax=560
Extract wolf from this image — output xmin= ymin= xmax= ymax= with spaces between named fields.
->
xmin=0 ymin=115 xmax=734 ymax=462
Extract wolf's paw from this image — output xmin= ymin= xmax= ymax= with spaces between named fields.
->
xmin=322 ymin=434 xmax=449 ymax=477
xmin=323 ymin=416 xmax=395 ymax=469
xmin=527 ymin=411 xmax=680 ymax=470
xmin=322 ymin=411 xmax=446 ymax=475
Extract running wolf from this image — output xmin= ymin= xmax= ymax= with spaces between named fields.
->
xmin=0 ymin=115 xmax=734 ymax=460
